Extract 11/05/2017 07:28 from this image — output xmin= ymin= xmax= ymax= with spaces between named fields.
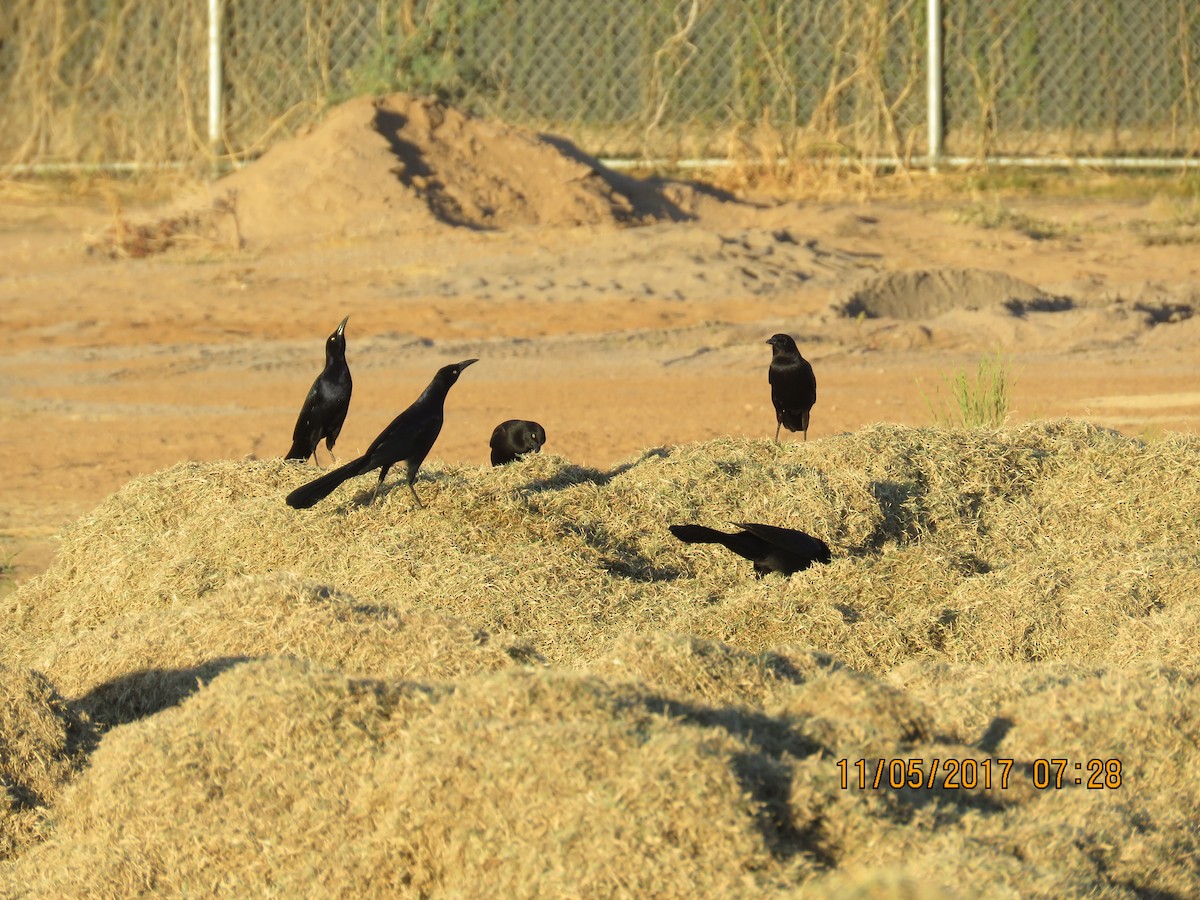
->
xmin=836 ymin=757 xmax=1124 ymax=791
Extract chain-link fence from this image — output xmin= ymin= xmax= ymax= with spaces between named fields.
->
xmin=3 ymin=0 xmax=1199 ymax=172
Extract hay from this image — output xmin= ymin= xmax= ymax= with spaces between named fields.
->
xmin=0 ymin=666 xmax=92 ymax=860
xmin=1 ymin=420 xmax=1199 ymax=894
xmin=33 ymin=573 xmax=542 ymax=729
xmin=12 ymin=660 xmax=785 ymax=896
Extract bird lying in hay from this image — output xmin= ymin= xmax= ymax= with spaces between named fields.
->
xmin=489 ymin=419 xmax=546 ymax=466
xmin=669 ymin=522 xmax=831 ymax=577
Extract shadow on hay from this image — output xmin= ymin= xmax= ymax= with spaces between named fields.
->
xmin=563 ymin=520 xmax=684 ymax=583
xmin=863 ymin=480 xmax=994 ymax=570
xmin=615 ymin=684 xmax=1017 ymax=865
xmin=600 ymin=649 xmax=841 ymax=863
xmin=286 ymin=450 xmax=674 ymax=512
xmin=72 ymin=657 xmax=254 ymax=730
xmin=866 ymin=479 xmax=928 ymax=549
xmin=625 ymin=689 xmax=832 ymax=864
xmin=976 ymin=716 xmax=1015 ymax=754
xmin=325 ymin=449 xmax=670 ymax=508
xmin=517 ymin=448 xmax=672 ymax=496
xmin=3 ymin=671 xmax=97 ymax=812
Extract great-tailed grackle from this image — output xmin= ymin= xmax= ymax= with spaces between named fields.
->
xmin=286 ymin=358 xmax=478 ymax=510
xmin=489 ymin=419 xmax=546 ymax=466
xmin=286 ymin=316 xmax=352 ymax=464
xmin=766 ymin=333 xmax=816 ymax=442
xmin=669 ymin=522 xmax=831 ymax=577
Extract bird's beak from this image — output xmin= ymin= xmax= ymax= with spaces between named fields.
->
xmin=458 ymin=358 xmax=479 ymax=369
xmin=765 ymin=337 xmax=774 ymax=345
xmin=336 ymin=316 xmax=349 ymax=336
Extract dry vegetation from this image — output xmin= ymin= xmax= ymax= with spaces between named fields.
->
xmin=1 ymin=420 xmax=1198 ymax=896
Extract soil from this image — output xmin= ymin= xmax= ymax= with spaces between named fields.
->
xmin=2 ymin=93 xmax=1198 ymax=585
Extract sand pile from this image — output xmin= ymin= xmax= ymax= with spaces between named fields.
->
xmin=2 ymin=422 xmax=1199 ymax=894
xmin=204 ymin=92 xmax=694 ymax=243
xmin=827 ymin=267 xmax=1200 ymax=353
xmin=835 ymin=269 xmax=1049 ymax=320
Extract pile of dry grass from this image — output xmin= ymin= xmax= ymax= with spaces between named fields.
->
xmin=0 ymin=667 xmax=91 ymax=860
xmin=8 ymin=421 xmax=1196 ymax=676
xmin=32 ymin=573 xmax=541 ymax=729
xmin=1 ymin=421 xmax=1198 ymax=895
xmin=12 ymin=659 xmax=796 ymax=895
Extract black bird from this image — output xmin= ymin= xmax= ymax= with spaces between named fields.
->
xmin=669 ymin=523 xmax=831 ymax=577
xmin=766 ymin=333 xmax=816 ymax=442
xmin=489 ymin=419 xmax=546 ymax=466
xmin=286 ymin=316 xmax=352 ymax=465
xmin=286 ymin=359 xmax=478 ymax=510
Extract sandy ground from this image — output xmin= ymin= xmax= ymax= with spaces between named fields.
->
xmin=2 ymin=97 xmax=1198 ymax=586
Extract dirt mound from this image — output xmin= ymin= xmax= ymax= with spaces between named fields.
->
xmin=835 ymin=268 xmax=1047 ymax=320
xmin=206 ymin=93 xmax=695 ymax=243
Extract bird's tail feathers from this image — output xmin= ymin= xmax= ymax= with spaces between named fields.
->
xmin=669 ymin=524 xmax=731 ymax=545
xmin=780 ymin=409 xmax=810 ymax=433
xmin=286 ymin=455 xmax=373 ymax=509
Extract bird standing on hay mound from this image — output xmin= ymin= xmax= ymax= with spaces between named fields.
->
xmin=286 ymin=358 xmax=478 ymax=510
xmin=669 ymin=523 xmax=831 ymax=577
xmin=489 ymin=419 xmax=546 ymax=466
xmin=767 ymin=333 xmax=816 ymax=442
xmin=286 ymin=316 xmax=352 ymax=465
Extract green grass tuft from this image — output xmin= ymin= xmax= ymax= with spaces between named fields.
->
xmin=921 ymin=351 xmax=1012 ymax=428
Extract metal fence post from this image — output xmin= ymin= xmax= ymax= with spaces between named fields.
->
xmin=927 ymin=0 xmax=944 ymax=171
xmin=208 ymin=0 xmax=223 ymax=160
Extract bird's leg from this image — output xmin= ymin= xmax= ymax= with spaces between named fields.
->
xmin=803 ymin=430 xmax=807 ymax=442
xmin=774 ymin=422 xmax=782 ymax=444
xmin=370 ymin=466 xmax=390 ymax=505
xmin=408 ymin=481 xmax=424 ymax=509
xmin=405 ymin=460 xmax=424 ymax=508
xmin=325 ymin=439 xmax=338 ymax=466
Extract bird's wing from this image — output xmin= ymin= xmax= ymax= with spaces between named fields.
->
xmin=735 ymin=523 xmax=830 ymax=563
xmin=287 ymin=378 xmax=326 ymax=457
xmin=363 ymin=407 xmax=442 ymax=468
